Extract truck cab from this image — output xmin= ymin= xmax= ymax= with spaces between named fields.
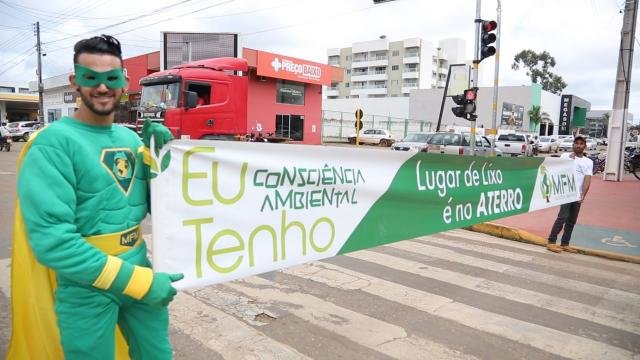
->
xmin=137 ymin=57 xmax=248 ymax=140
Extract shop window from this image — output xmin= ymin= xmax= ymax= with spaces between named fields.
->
xmin=276 ymin=80 xmax=304 ymax=105
xmin=275 ymin=114 xmax=304 ymax=141
xmin=47 ymin=109 xmax=62 ymax=122
xmin=187 ymin=82 xmax=211 ymax=106
xmin=0 ymin=86 xmax=15 ymax=93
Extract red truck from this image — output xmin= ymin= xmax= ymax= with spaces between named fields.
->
xmin=137 ymin=57 xmax=249 ymax=141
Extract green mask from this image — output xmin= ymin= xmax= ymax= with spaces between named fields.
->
xmin=74 ymin=64 xmax=127 ymax=89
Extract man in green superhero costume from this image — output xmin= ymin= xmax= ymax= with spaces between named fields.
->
xmin=8 ymin=35 xmax=180 ymax=359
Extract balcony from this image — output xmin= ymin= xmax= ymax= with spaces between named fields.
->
xmin=401 ymin=84 xmax=418 ymax=94
xmin=350 ymin=84 xmax=388 ymax=96
xmin=402 ymin=70 xmax=419 ymax=79
xmin=352 ymin=57 xmax=388 ymax=67
xmin=403 ymin=55 xmax=420 ymax=64
xmin=325 ymin=88 xmax=339 ymax=97
xmin=351 ymin=70 xmax=388 ymax=82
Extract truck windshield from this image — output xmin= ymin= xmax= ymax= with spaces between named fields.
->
xmin=140 ymin=83 xmax=180 ymax=110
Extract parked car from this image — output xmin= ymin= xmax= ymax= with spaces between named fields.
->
xmin=391 ymin=132 xmax=434 ymax=151
xmin=558 ymin=137 xmax=574 ymax=151
xmin=495 ymin=133 xmax=532 ymax=157
xmin=348 ymin=129 xmax=396 ymax=146
xmin=6 ymin=121 xmax=41 ymax=141
xmin=537 ymin=136 xmax=559 ymax=153
xmin=462 ymin=135 xmax=503 ymax=157
xmin=585 ymin=138 xmax=597 ymax=151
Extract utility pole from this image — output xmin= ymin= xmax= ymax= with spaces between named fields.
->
xmin=604 ymin=0 xmax=637 ymax=181
xmin=35 ymin=21 xmax=44 ymax=123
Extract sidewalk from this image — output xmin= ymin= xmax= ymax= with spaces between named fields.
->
xmin=470 ymin=174 xmax=640 ymax=264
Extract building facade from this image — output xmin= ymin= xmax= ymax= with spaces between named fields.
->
xmin=0 ymin=81 xmax=38 ymax=124
xmin=326 ymin=37 xmax=466 ymax=99
xmin=244 ymin=48 xmax=343 ymax=145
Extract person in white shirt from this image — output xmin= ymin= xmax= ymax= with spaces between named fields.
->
xmin=547 ymin=135 xmax=593 ymax=253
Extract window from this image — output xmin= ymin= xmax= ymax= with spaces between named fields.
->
xmin=47 ymin=109 xmax=62 ymax=122
xmin=187 ymin=82 xmax=212 ymax=106
xmin=0 ymin=86 xmax=15 ymax=93
xmin=276 ymin=80 xmax=305 ymax=105
xmin=18 ymin=88 xmax=30 ymax=94
xmin=345 ymin=83 xmax=350 ymax=88
xmin=392 ymin=50 xmax=400 ymax=56
xmin=391 ymin=65 xmax=399 ymax=71
xmin=346 ymin=69 xmax=351 ymax=75
xmin=276 ymin=114 xmax=304 ymax=141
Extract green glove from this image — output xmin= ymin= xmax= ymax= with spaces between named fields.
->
xmin=141 ymin=272 xmax=184 ymax=308
xmin=142 ymin=119 xmax=174 ymax=156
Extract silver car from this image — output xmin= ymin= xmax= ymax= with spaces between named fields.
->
xmin=391 ymin=132 xmax=434 ymax=151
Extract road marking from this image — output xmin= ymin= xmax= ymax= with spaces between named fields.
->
xmin=284 ymin=259 xmax=634 ymax=360
xmin=226 ymin=276 xmax=474 ymax=360
xmin=170 ymin=292 xmax=310 ymax=359
xmin=0 ymin=258 xmax=10 ymax=298
xmin=424 ymin=234 xmax=640 ymax=285
xmin=390 ymin=239 xmax=640 ymax=314
xmin=350 ymin=248 xmax=640 ymax=334
xmin=0 ymin=171 xmax=15 ymax=175
xmin=602 ymin=235 xmax=638 ymax=248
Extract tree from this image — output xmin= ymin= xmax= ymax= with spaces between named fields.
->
xmin=528 ymin=105 xmax=551 ymax=132
xmin=527 ymin=105 xmax=551 ymax=125
xmin=511 ymin=50 xmax=567 ymax=95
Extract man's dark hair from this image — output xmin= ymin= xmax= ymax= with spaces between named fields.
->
xmin=73 ymin=34 xmax=123 ymax=65
xmin=573 ymin=135 xmax=587 ymax=144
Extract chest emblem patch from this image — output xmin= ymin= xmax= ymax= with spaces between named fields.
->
xmin=101 ymin=148 xmax=136 ymax=194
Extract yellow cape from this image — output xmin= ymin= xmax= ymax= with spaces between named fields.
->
xmin=7 ymin=134 xmax=130 ymax=359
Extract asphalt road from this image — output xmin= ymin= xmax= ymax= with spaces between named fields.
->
xmin=2 ymin=141 xmax=639 ymax=359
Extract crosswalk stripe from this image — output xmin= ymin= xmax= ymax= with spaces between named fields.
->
xmin=284 ymin=259 xmax=634 ymax=360
xmin=0 ymin=258 xmax=10 ymax=298
xmin=225 ymin=276 xmax=477 ymax=360
xmin=348 ymin=248 xmax=640 ymax=334
xmin=169 ymin=292 xmax=310 ymax=359
xmin=422 ymin=234 xmax=640 ymax=289
xmin=445 ymin=229 xmax=640 ymax=274
xmin=389 ymin=239 xmax=640 ymax=313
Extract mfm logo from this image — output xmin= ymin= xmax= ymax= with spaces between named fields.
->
xmin=271 ymin=57 xmax=322 ymax=80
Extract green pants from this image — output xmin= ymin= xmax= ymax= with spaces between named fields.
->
xmin=54 ymin=244 xmax=172 ymax=360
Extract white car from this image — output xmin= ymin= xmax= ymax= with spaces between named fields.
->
xmin=6 ymin=121 xmax=41 ymax=142
xmin=538 ymin=136 xmax=559 ymax=153
xmin=585 ymin=138 xmax=597 ymax=151
xmin=348 ymin=129 xmax=396 ymax=146
xmin=558 ymin=137 xmax=574 ymax=151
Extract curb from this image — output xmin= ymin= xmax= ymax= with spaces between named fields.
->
xmin=467 ymin=223 xmax=640 ymax=265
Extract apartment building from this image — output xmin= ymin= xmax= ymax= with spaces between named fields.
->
xmin=326 ymin=37 xmax=466 ymax=99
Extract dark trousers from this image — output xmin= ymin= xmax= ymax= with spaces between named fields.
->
xmin=548 ymin=201 xmax=581 ymax=246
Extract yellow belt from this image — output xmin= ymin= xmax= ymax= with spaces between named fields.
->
xmin=85 ymin=225 xmax=143 ymax=256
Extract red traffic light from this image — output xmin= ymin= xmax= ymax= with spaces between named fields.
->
xmin=464 ymin=88 xmax=477 ymax=101
xmin=482 ymin=20 xmax=497 ymax=32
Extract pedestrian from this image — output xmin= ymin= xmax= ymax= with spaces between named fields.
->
xmin=8 ymin=34 xmax=181 ymax=359
xmin=547 ymin=135 xmax=593 ymax=253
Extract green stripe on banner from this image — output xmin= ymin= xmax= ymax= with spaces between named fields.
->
xmin=339 ymin=153 xmax=544 ymax=254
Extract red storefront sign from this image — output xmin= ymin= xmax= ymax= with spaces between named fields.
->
xmin=256 ymin=50 xmax=332 ymax=85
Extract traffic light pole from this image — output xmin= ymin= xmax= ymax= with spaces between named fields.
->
xmin=470 ymin=0 xmax=482 ymax=156
xmin=489 ymin=0 xmax=501 ymax=156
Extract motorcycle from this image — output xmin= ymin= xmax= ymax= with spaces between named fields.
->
xmin=1 ymin=136 xmax=11 ymax=152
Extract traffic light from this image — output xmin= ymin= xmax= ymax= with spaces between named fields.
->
xmin=451 ymin=88 xmax=478 ymax=121
xmin=479 ymin=20 xmax=497 ymax=62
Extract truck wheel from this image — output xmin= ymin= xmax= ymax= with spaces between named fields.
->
xmin=379 ymin=139 xmax=389 ymax=147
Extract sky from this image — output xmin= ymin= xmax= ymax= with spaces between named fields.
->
xmin=0 ymin=0 xmax=638 ymax=120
